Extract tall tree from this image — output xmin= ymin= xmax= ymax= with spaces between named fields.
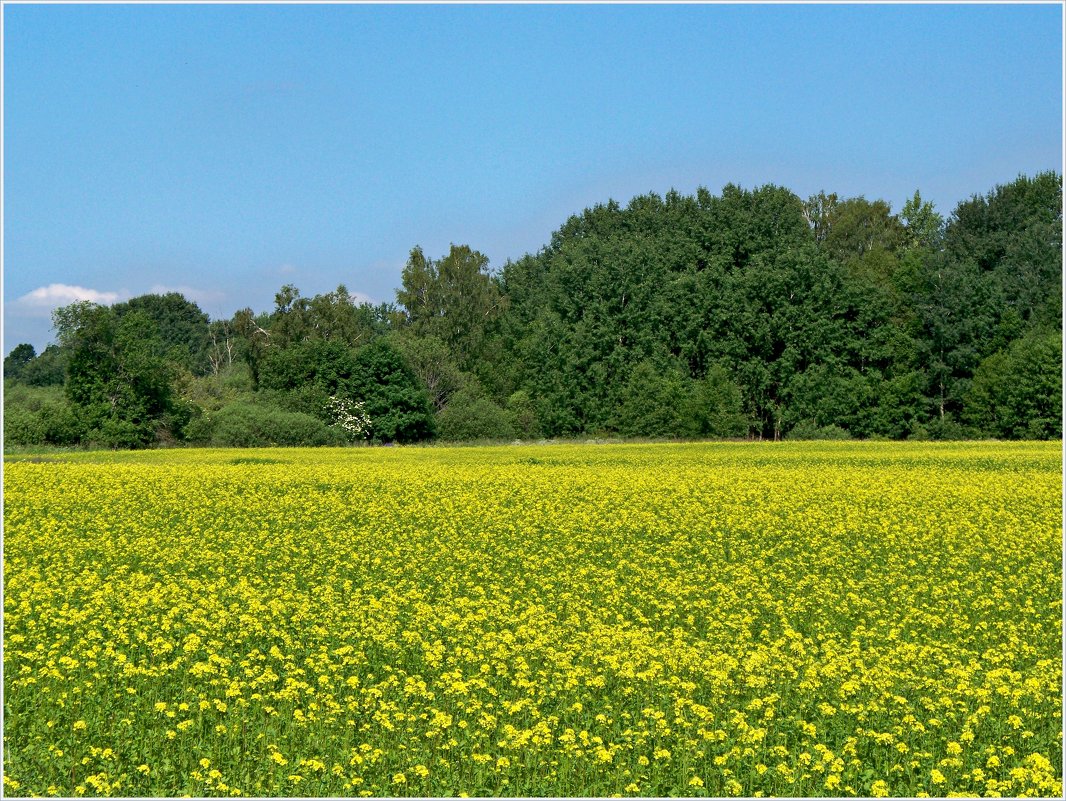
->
xmin=3 ymin=344 xmax=36 ymax=382
xmin=53 ymin=301 xmax=181 ymax=447
xmin=112 ymin=292 xmax=212 ymax=375
xmin=900 ymin=190 xmax=945 ymax=253
xmin=396 ymin=244 xmax=507 ymax=375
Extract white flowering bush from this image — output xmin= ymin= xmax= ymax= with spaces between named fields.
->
xmin=325 ymin=395 xmax=371 ymax=441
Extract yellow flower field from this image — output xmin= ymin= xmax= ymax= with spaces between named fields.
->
xmin=3 ymin=441 xmax=1062 ymax=797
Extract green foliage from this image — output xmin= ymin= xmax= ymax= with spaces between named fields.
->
xmin=253 ymin=338 xmax=434 ymax=444
xmin=787 ymin=420 xmax=852 ymax=440
xmin=180 ymin=363 xmax=256 ymax=414
xmin=2 ymin=386 xmax=86 ymax=447
xmin=4 ymin=407 xmax=46 ymax=446
xmin=52 ymin=302 xmax=181 ymax=448
xmin=267 ymin=284 xmax=388 ymax=352
xmin=390 ymin=333 xmax=468 ymax=412
xmin=613 ymin=361 xmax=691 ymax=438
xmin=258 ymin=338 xmax=359 ymax=420
xmin=349 ymin=340 xmax=435 ymax=444
xmin=821 ymin=196 xmax=904 ymax=267
xmin=868 ymin=370 xmax=930 ymax=440
xmin=686 ymin=364 xmax=749 ymax=438
xmin=112 ymin=293 xmax=212 ymax=374
xmin=185 ymin=402 xmax=343 ymax=447
xmin=13 ymin=174 xmax=1060 ymax=449
xmin=397 ymin=245 xmax=507 ymax=375
xmin=964 ymin=331 xmax=1062 ymax=439
xmin=436 ymin=387 xmax=515 ymax=442
xmin=4 ymin=343 xmax=37 ymax=382
xmin=900 ymin=190 xmax=945 ymax=253
xmin=505 ymin=390 xmax=539 ymax=438
xmin=8 ymin=344 xmax=69 ymax=387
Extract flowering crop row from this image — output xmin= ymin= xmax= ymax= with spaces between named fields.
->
xmin=3 ymin=441 xmax=1061 ymax=797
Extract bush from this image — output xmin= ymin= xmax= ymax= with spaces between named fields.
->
xmin=613 ymin=361 xmax=689 ymax=437
xmin=4 ymin=387 xmax=87 ymax=447
xmin=687 ymin=364 xmax=749 ymax=438
xmin=4 ymin=382 xmax=65 ymax=413
xmin=86 ymin=417 xmax=154 ymax=450
xmin=190 ymin=402 xmax=344 ymax=447
xmin=924 ymin=416 xmax=973 ymax=442
xmin=437 ymin=390 xmax=514 ymax=441
xmin=4 ymin=408 xmax=46 ymax=446
xmin=182 ymin=413 xmax=215 ymax=444
xmin=38 ymin=402 xmax=86 ymax=446
xmin=506 ymin=390 xmax=539 ymax=438
xmin=180 ymin=363 xmax=255 ymax=414
xmin=787 ymin=420 xmax=852 ymax=440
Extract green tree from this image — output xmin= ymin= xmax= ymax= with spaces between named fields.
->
xmin=821 ymin=197 xmax=904 ymax=266
xmin=19 ymin=345 xmax=70 ymax=387
xmin=391 ymin=333 xmax=468 ymax=412
xmin=801 ymin=191 xmax=839 ymax=245
xmin=232 ymin=308 xmax=272 ymax=389
xmin=396 ymin=245 xmax=507 ymax=375
xmin=349 ymin=340 xmax=435 ymax=444
xmin=613 ymin=361 xmax=690 ymax=437
xmin=944 ymin=172 xmax=1062 ymax=330
xmin=4 ymin=344 xmax=36 ymax=382
xmin=268 ymin=284 xmax=386 ymax=351
xmin=685 ymin=363 xmax=749 ymax=438
xmin=900 ymin=190 xmax=945 ymax=254
xmin=964 ymin=330 xmax=1062 ymax=439
xmin=112 ymin=292 xmax=212 ymax=375
xmin=257 ymin=338 xmax=360 ymax=423
xmin=53 ymin=301 xmax=183 ymax=447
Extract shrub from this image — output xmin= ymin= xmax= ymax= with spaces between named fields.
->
xmin=787 ymin=420 xmax=852 ymax=440
xmin=86 ymin=417 xmax=153 ymax=450
xmin=193 ymin=402 xmax=343 ymax=447
xmin=38 ymin=402 xmax=86 ymax=446
xmin=437 ymin=390 xmax=514 ymax=442
xmin=4 ymin=408 xmax=46 ymax=446
xmin=506 ymin=390 xmax=539 ymax=438
xmin=687 ymin=364 xmax=749 ymax=438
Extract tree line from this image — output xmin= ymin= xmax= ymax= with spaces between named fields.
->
xmin=4 ymin=172 xmax=1061 ymax=448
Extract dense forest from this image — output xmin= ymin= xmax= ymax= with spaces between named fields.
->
xmin=4 ymin=172 xmax=1061 ymax=449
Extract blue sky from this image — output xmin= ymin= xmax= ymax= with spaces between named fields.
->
xmin=4 ymin=2 xmax=1062 ymax=352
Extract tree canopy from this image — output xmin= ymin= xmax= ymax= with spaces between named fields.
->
xmin=6 ymin=173 xmax=1061 ymax=448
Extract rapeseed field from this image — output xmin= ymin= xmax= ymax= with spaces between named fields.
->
xmin=3 ymin=441 xmax=1061 ymax=797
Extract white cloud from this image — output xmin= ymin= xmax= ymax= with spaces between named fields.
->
xmin=14 ymin=283 xmax=126 ymax=315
